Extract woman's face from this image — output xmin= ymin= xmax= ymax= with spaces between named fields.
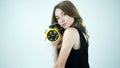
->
xmin=55 ymin=8 xmax=74 ymax=29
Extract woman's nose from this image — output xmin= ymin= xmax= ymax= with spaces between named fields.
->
xmin=59 ymin=17 xmax=65 ymax=23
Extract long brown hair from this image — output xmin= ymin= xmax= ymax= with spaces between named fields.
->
xmin=51 ymin=1 xmax=89 ymax=38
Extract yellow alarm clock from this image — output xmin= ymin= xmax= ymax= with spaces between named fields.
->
xmin=45 ymin=24 xmax=65 ymax=42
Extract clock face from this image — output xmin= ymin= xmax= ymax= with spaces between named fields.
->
xmin=47 ymin=30 xmax=59 ymax=41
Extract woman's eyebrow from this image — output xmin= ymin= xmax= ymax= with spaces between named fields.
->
xmin=55 ymin=11 xmax=64 ymax=18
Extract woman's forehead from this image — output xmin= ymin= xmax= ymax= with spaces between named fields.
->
xmin=55 ymin=9 xmax=64 ymax=17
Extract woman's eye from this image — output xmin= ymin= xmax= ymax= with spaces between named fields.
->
xmin=56 ymin=17 xmax=59 ymax=20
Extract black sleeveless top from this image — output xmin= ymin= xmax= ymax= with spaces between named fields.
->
xmin=58 ymin=27 xmax=90 ymax=68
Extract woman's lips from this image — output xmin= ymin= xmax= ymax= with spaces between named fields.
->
xmin=62 ymin=23 xmax=66 ymax=27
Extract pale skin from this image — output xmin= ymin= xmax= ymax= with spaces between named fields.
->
xmin=53 ymin=8 xmax=80 ymax=68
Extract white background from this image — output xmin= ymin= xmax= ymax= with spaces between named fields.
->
xmin=0 ymin=0 xmax=120 ymax=68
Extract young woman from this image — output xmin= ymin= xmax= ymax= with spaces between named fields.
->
xmin=51 ymin=1 xmax=90 ymax=68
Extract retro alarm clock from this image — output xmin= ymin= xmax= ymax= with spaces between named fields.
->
xmin=45 ymin=24 xmax=65 ymax=42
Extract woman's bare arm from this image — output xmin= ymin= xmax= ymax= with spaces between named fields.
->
xmin=54 ymin=28 xmax=78 ymax=68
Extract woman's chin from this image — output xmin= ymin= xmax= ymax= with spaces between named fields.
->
xmin=63 ymin=26 xmax=69 ymax=29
